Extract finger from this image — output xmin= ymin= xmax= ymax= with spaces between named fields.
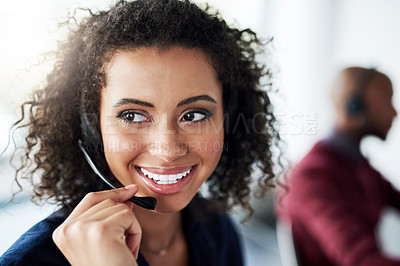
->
xmin=77 ymin=201 xmax=132 ymax=222
xmin=123 ymin=200 xmax=134 ymax=211
xmin=127 ymin=232 xmax=142 ymax=259
xmin=66 ymin=185 xmax=138 ymax=222
xmin=106 ymin=207 xmax=142 ymax=258
xmin=125 ymin=211 xmax=142 ymax=259
xmin=73 ymin=193 xmax=137 ymax=222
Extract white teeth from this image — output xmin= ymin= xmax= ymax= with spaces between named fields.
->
xmin=140 ymin=167 xmax=192 ymax=185
xmin=142 ymin=169 xmax=149 ymax=176
xmin=168 ymin=174 xmax=177 ymax=180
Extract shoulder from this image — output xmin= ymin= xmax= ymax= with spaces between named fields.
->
xmin=291 ymin=140 xmax=353 ymax=182
xmin=299 ymin=141 xmax=345 ymax=168
xmin=277 ymin=141 xmax=352 ymax=213
xmin=0 ymin=209 xmax=70 ymax=266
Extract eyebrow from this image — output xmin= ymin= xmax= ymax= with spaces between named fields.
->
xmin=112 ymin=95 xmax=217 ymax=108
xmin=113 ymin=98 xmax=154 ymax=108
xmin=176 ymin=95 xmax=217 ymax=107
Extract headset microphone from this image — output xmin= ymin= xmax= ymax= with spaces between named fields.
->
xmin=78 ymin=140 xmax=157 ymax=210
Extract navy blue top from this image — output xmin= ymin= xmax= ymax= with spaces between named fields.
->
xmin=0 ymin=197 xmax=243 ymax=266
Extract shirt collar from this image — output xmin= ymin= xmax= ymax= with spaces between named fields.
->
xmin=323 ymin=129 xmax=364 ymax=163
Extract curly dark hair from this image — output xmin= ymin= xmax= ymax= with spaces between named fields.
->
xmin=12 ymin=0 xmax=281 ymax=217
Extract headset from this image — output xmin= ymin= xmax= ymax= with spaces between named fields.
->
xmin=80 ymin=96 xmax=157 ymax=210
xmin=346 ymin=68 xmax=376 ymax=115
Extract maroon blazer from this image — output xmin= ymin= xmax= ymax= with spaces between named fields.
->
xmin=276 ymin=138 xmax=400 ymax=266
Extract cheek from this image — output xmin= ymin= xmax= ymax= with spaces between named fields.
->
xmin=366 ymin=102 xmax=381 ymax=122
xmin=194 ymin=131 xmax=224 ymax=169
xmin=102 ymin=131 xmax=143 ymax=172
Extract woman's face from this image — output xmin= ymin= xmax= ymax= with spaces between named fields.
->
xmin=100 ymin=47 xmax=224 ymax=212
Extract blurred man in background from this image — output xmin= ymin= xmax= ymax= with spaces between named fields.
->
xmin=276 ymin=67 xmax=400 ymax=265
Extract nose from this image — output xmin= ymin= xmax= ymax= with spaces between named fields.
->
xmin=390 ymin=103 xmax=398 ymax=120
xmin=146 ymin=117 xmax=188 ymax=162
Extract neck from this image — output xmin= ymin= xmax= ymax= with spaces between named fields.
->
xmin=133 ymin=205 xmax=182 ymax=252
xmin=328 ymin=127 xmax=364 ymax=162
xmin=334 ymin=120 xmax=364 ymax=144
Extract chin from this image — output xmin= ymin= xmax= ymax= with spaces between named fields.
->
xmin=365 ymin=125 xmax=389 ymax=141
xmin=151 ymin=192 xmax=195 ymax=213
xmin=374 ymin=131 xmax=388 ymax=141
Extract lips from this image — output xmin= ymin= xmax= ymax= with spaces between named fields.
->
xmin=139 ymin=167 xmax=192 ymax=185
xmin=136 ymin=165 xmax=196 ymax=195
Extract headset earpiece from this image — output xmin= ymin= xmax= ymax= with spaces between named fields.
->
xmin=80 ymin=93 xmax=110 ymax=176
xmin=345 ymin=68 xmax=376 ymax=116
xmin=346 ymin=96 xmax=364 ymax=114
xmin=80 ymin=111 xmax=103 ymax=153
xmin=80 ymin=88 xmax=103 ymax=152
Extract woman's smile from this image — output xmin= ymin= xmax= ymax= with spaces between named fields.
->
xmin=136 ymin=165 xmax=197 ymax=195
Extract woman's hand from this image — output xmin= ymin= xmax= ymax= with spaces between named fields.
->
xmin=52 ymin=185 xmax=141 ymax=266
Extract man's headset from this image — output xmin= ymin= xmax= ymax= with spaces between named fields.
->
xmin=346 ymin=68 xmax=376 ymax=115
xmin=80 ymin=97 xmax=157 ymax=210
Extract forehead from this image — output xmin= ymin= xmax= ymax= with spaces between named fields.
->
xmin=106 ymin=46 xmax=216 ymax=79
xmin=103 ymin=47 xmax=221 ymax=100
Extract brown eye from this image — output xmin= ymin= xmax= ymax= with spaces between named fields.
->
xmin=181 ymin=110 xmax=211 ymax=122
xmin=118 ymin=111 xmax=149 ymax=124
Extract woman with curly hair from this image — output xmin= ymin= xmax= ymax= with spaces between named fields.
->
xmin=0 ymin=0 xmax=280 ymax=265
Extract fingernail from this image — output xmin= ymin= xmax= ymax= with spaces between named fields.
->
xmin=124 ymin=184 xmax=137 ymax=190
